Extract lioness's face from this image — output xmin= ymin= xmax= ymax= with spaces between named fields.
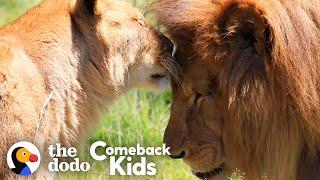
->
xmin=74 ymin=0 xmax=174 ymax=92
xmin=97 ymin=0 xmax=174 ymax=92
xmin=127 ymin=33 xmax=174 ymax=91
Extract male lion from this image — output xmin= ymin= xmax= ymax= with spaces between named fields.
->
xmin=157 ymin=0 xmax=320 ymax=179
xmin=0 ymin=0 xmax=174 ymax=179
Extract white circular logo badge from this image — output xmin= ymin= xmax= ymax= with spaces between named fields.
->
xmin=7 ymin=141 xmax=41 ymax=176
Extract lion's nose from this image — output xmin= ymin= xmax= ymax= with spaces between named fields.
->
xmin=164 ymin=132 xmax=188 ymax=159
xmin=164 ymin=116 xmax=188 ymax=159
xmin=169 ymin=150 xmax=186 ymax=159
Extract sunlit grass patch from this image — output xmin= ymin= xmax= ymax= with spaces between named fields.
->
xmin=56 ymin=90 xmax=194 ymax=180
xmin=0 ymin=0 xmax=40 ymax=25
xmin=229 ymin=169 xmax=245 ymax=180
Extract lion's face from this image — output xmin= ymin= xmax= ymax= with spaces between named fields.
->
xmin=165 ymin=48 xmax=231 ymax=179
xmin=159 ymin=0 xmax=283 ymax=179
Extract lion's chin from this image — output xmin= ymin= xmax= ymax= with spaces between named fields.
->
xmin=192 ymin=165 xmax=224 ymax=180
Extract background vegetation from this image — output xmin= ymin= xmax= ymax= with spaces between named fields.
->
xmin=0 ymin=0 xmax=193 ymax=179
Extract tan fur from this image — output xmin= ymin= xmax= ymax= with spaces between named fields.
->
xmin=0 ymin=0 xmax=174 ymax=179
xmin=157 ymin=0 xmax=320 ymax=179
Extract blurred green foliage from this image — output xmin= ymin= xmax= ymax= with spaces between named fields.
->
xmin=0 ymin=0 xmax=40 ymax=25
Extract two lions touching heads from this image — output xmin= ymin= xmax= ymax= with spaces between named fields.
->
xmin=1 ymin=0 xmax=320 ymax=179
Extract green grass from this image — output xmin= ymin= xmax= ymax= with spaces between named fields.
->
xmin=0 ymin=1 xmax=193 ymax=179
xmin=0 ymin=0 xmax=40 ymax=25
xmin=57 ymin=90 xmax=194 ymax=180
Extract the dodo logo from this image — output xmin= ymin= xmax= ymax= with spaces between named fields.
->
xmin=7 ymin=141 xmax=41 ymax=176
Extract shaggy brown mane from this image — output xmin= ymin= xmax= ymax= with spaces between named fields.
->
xmin=158 ymin=0 xmax=320 ymax=179
xmin=0 ymin=0 xmax=174 ymax=179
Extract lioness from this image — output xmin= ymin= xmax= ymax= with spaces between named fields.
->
xmin=158 ymin=0 xmax=320 ymax=179
xmin=0 ymin=0 xmax=173 ymax=179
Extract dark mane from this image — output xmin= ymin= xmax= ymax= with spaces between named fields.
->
xmin=157 ymin=0 xmax=320 ymax=178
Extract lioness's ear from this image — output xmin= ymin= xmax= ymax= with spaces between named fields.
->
xmin=217 ymin=1 xmax=272 ymax=57
xmin=71 ymin=0 xmax=101 ymax=16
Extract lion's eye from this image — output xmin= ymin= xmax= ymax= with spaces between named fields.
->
xmin=194 ymin=92 xmax=204 ymax=107
xmin=205 ymin=90 xmax=214 ymax=97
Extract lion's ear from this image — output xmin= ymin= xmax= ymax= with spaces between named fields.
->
xmin=218 ymin=2 xmax=272 ymax=57
xmin=71 ymin=0 xmax=101 ymax=16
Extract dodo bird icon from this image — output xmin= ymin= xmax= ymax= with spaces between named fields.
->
xmin=11 ymin=147 xmax=38 ymax=176
xmin=7 ymin=141 xmax=41 ymax=176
